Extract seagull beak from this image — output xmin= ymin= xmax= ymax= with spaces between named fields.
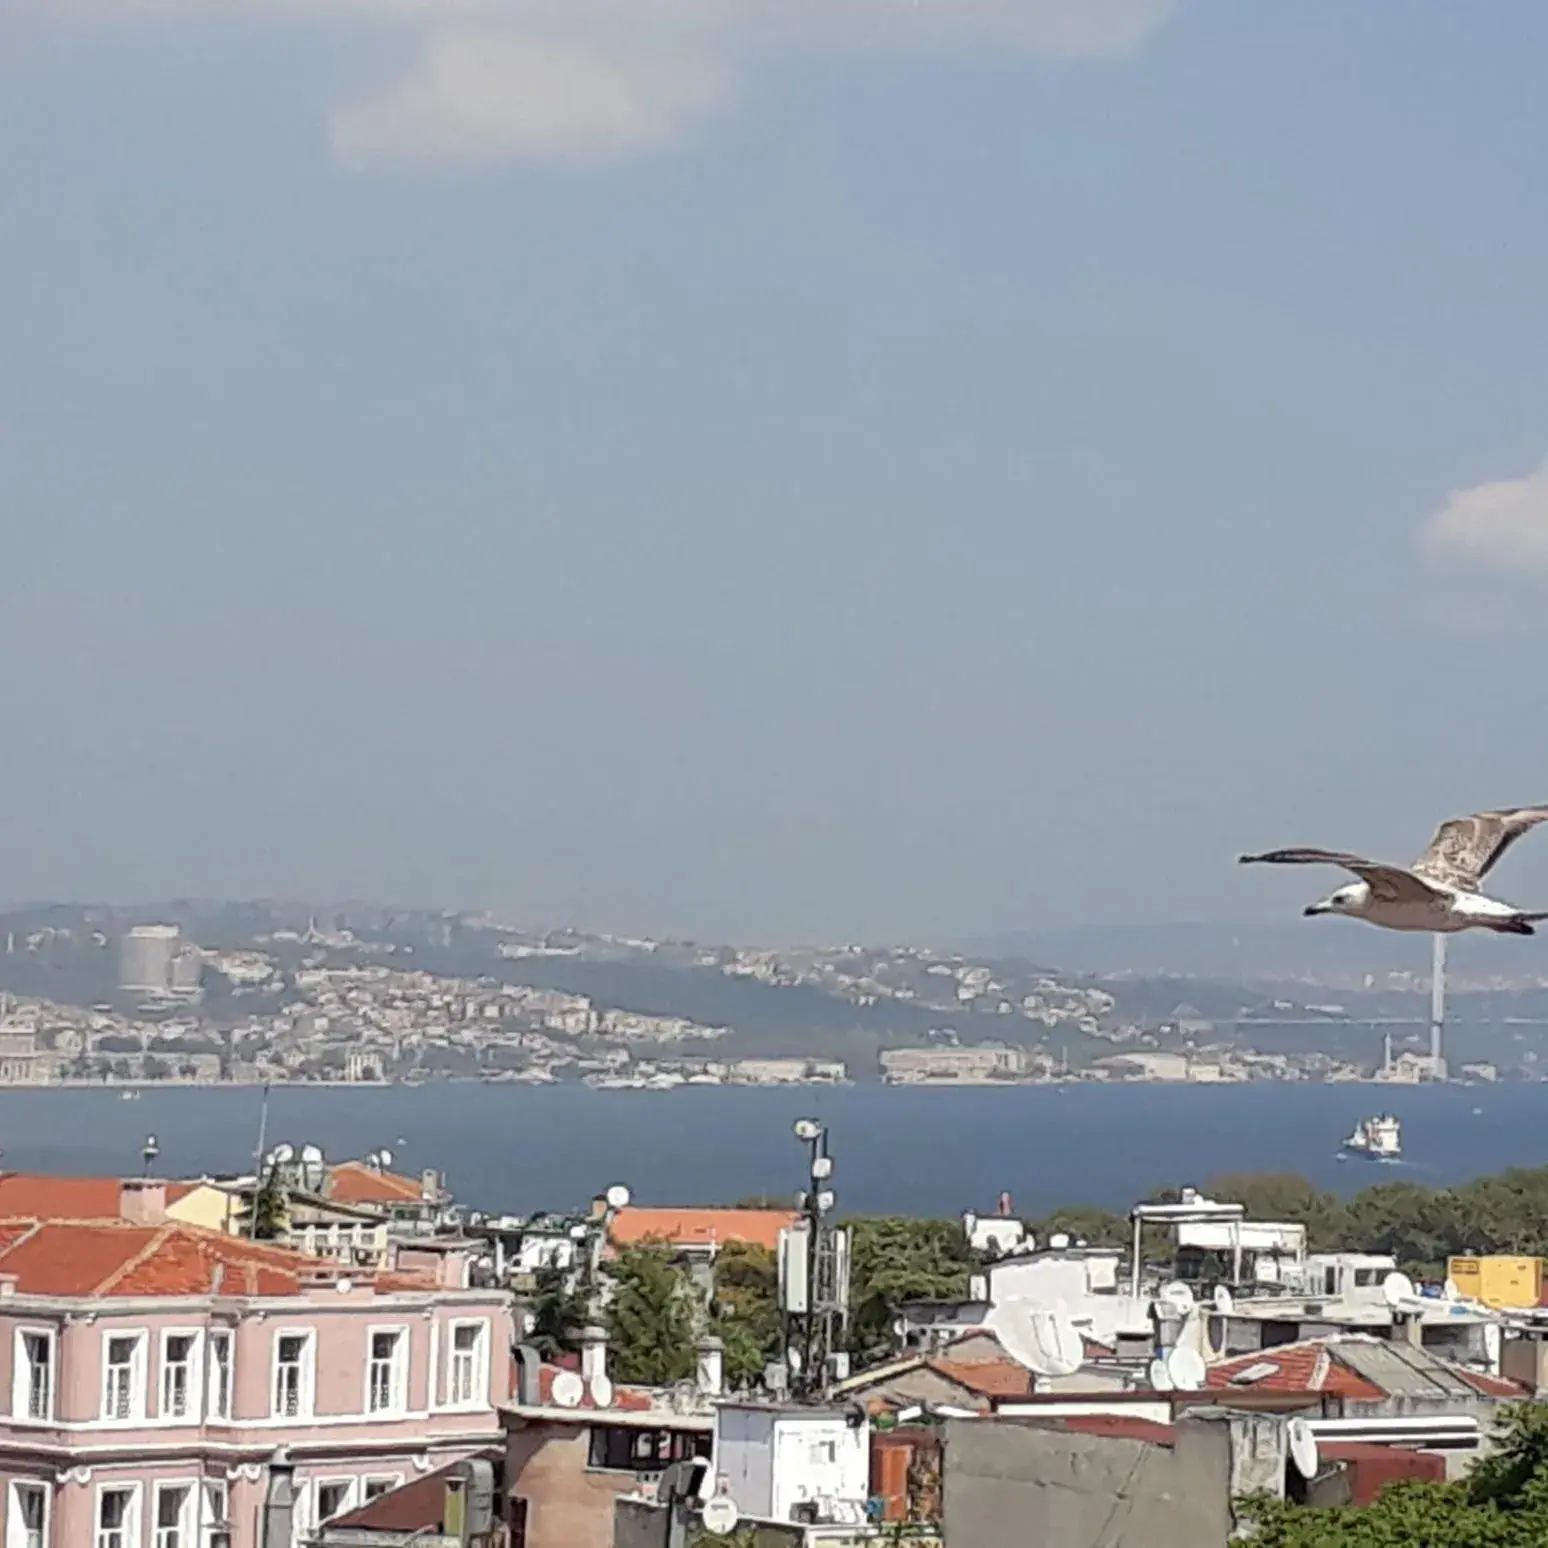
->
xmin=1304 ymin=903 xmax=1327 ymax=917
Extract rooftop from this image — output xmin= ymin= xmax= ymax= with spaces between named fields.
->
xmin=1206 ymin=1336 xmax=1527 ymax=1403
xmin=326 ymin=1160 xmax=431 ymax=1206
xmin=609 ymin=1207 xmax=798 ymax=1254
xmin=0 ymin=1173 xmax=197 ymax=1217
xmin=0 ymin=1217 xmax=437 ymax=1298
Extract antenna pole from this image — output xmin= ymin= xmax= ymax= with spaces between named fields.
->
xmin=249 ymin=1082 xmax=271 ymax=1241
xmin=1430 ymin=934 xmax=1447 ymax=1078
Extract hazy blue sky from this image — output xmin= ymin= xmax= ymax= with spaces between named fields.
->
xmin=5 ymin=0 xmax=1548 ymax=943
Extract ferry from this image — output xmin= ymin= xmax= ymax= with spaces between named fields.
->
xmin=1341 ymin=1114 xmax=1401 ymax=1162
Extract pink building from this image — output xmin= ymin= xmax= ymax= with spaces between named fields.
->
xmin=0 ymin=1188 xmax=513 ymax=1548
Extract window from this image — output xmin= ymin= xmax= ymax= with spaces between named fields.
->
xmin=367 ymin=1329 xmax=406 ymax=1413
xmin=362 ymin=1478 xmax=398 ymax=1503
xmin=154 ymin=1484 xmax=191 ymax=1548
xmin=96 ymin=1487 xmax=139 ymax=1548
xmin=161 ymin=1334 xmax=198 ymax=1420
xmin=449 ymin=1321 xmax=487 ymax=1405
xmin=272 ymin=1332 xmax=313 ymax=1419
xmin=14 ymin=1330 xmax=53 ymax=1422
xmin=7 ymin=1482 xmax=48 ymax=1548
xmin=588 ymin=1427 xmax=709 ymax=1473
xmin=1354 ymin=1267 xmax=1381 ymax=1287
xmin=207 ymin=1331 xmax=233 ymax=1420
xmin=316 ymin=1481 xmax=353 ymax=1523
xmin=102 ymin=1333 xmax=146 ymax=1421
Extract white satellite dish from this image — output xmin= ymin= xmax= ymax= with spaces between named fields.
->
xmin=1147 ymin=1357 xmax=1174 ymax=1391
xmin=605 ymin=1183 xmax=631 ymax=1211
xmin=1382 ymin=1271 xmax=1416 ymax=1308
xmin=378 ymin=1147 xmax=394 ymax=1169
xmin=1213 ymin=1285 xmax=1235 ymax=1315
xmin=590 ymin=1374 xmax=614 ymax=1410
xmin=550 ymin=1371 xmax=584 ymax=1409
xmin=1159 ymin=1281 xmax=1196 ymax=1315
xmin=272 ymin=1143 xmax=295 ymax=1164
xmin=1443 ymin=1278 xmax=1461 ymax=1302
xmin=1165 ymin=1346 xmax=1206 ymax=1392
xmin=995 ymin=1303 xmax=1084 ymax=1378
xmin=1288 ymin=1418 xmax=1319 ymax=1479
xmin=701 ymin=1497 xmax=740 ymax=1536
xmin=300 ymin=1143 xmax=323 ymax=1164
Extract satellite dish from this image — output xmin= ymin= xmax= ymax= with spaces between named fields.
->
xmin=1159 ymin=1281 xmax=1196 ymax=1315
xmin=1443 ymin=1278 xmax=1461 ymax=1302
xmin=379 ymin=1147 xmax=393 ymax=1168
xmin=590 ymin=1374 xmax=614 ymax=1410
xmin=1288 ymin=1418 xmax=1319 ymax=1479
xmin=701 ymin=1497 xmax=740 ymax=1536
xmin=1382 ymin=1271 xmax=1416 ymax=1308
xmin=1148 ymin=1357 xmax=1174 ymax=1391
xmin=1213 ymin=1285 xmax=1235 ymax=1315
xmin=300 ymin=1143 xmax=323 ymax=1164
xmin=1048 ymin=1232 xmax=1071 ymax=1251
xmin=605 ymin=1184 xmax=631 ymax=1211
xmin=335 ymin=1278 xmax=354 ymax=1295
xmin=1165 ymin=1347 xmax=1206 ymax=1392
xmin=272 ymin=1143 xmax=295 ymax=1164
xmin=550 ymin=1371 xmax=584 ymax=1409
xmin=995 ymin=1303 xmax=1084 ymax=1378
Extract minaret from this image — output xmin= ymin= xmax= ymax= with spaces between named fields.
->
xmin=1429 ymin=934 xmax=1447 ymax=1076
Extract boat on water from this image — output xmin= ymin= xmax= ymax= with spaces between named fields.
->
xmin=1341 ymin=1113 xmax=1401 ymax=1162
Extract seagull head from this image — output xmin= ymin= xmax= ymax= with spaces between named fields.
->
xmin=1306 ymin=886 xmax=1363 ymax=918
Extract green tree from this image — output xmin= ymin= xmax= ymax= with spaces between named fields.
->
xmin=1206 ymin=1173 xmax=1348 ymax=1246
xmin=606 ymin=1244 xmax=696 ymax=1387
xmin=846 ymin=1217 xmax=975 ymax=1362
xmin=248 ymin=1172 xmax=290 ymax=1242
xmin=525 ymin=1266 xmax=591 ymax=1362
xmin=713 ymin=1241 xmax=781 ymax=1388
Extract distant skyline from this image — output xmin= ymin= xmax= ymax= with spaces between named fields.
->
xmin=5 ymin=2 xmax=1548 ymax=941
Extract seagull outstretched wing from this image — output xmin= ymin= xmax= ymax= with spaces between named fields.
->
xmin=1238 ymin=849 xmax=1447 ymax=906
xmin=1413 ymin=807 xmax=1548 ymax=892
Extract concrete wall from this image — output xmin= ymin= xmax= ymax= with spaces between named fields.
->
xmin=507 ymin=1420 xmax=644 ymax=1548
xmin=942 ymin=1414 xmax=1239 ymax=1548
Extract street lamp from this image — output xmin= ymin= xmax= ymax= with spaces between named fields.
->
xmin=141 ymin=1134 xmax=159 ymax=1177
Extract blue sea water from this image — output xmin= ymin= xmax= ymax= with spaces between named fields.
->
xmin=0 ymin=1081 xmax=1541 ymax=1218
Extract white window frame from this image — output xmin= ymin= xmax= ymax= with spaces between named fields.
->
xmin=271 ymin=1328 xmax=316 ymax=1420
xmin=361 ymin=1475 xmax=402 ymax=1504
xmin=158 ymin=1329 xmax=203 ymax=1423
xmin=100 ymin=1330 xmax=148 ymax=1423
xmin=364 ymin=1324 xmax=409 ymax=1416
xmin=6 ymin=1479 xmax=50 ymax=1548
xmin=446 ymin=1318 xmax=490 ymax=1409
xmin=152 ymin=1479 xmax=196 ymax=1548
xmin=313 ymin=1477 xmax=357 ymax=1526
xmin=11 ymin=1327 xmax=55 ymax=1424
xmin=206 ymin=1329 xmax=234 ymax=1421
xmin=94 ymin=1481 xmax=142 ymax=1548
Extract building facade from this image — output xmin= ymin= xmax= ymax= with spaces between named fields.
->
xmin=0 ymin=1214 xmax=513 ymax=1547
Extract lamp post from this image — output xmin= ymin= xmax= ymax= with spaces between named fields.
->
xmin=141 ymin=1134 xmax=159 ymax=1178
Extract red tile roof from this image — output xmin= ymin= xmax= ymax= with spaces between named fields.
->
xmin=0 ymin=1175 xmax=197 ymax=1218
xmin=507 ymin=1355 xmax=655 ymax=1414
xmin=1055 ymin=1415 xmax=1176 ymax=1445
xmin=0 ymin=1218 xmax=435 ymax=1299
xmin=609 ymin=1208 xmax=797 ymax=1253
xmin=327 ymin=1161 xmax=427 ymax=1206
xmin=1206 ymin=1342 xmax=1385 ymax=1400
xmin=1458 ymin=1368 xmax=1530 ymax=1399
xmin=925 ymin=1358 xmax=1033 ymax=1400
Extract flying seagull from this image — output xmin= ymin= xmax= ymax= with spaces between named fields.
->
xmin=1240 ymin=807 xmax=1548 ymax=935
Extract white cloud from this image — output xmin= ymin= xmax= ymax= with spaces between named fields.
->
xmin=1419 ymin=458 xmax=1548 ymax=577
xmin=331 ymin=31 xmax=731 ymax=166
xmin=30 ymin=0 xmax=1182 ymax=165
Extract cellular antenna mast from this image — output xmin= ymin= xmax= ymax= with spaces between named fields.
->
xmin=780 ymin=1119 xmax=850 ymax=1400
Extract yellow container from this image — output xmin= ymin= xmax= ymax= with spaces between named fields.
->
xmin=1448 ymin=1254 xmax=1543 ymax=1310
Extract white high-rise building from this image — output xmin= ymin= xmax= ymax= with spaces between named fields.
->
xmin=119 ymin=924 xmax=202 ymax=998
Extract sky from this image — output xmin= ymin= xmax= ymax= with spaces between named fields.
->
xmin=4 ymin=0 xmax=1548 ymax=944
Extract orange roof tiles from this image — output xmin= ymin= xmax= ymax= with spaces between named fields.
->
xmin=926 ymin=1358 xmax=1033 ymax=1400
xmin=609 ymin=1208 xmax=798 ymax=1253
xmin=0 ymin=1218 xmax=436 ymax=1299
xmin=327 ymin=1162 xmax=426 ymax=1206
xmin=0 ymin=1175 xmax=125 ymax=1217
xmin=1206 ymin=1341 xmax=1384 ymax=1399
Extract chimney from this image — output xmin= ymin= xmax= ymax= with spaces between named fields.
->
xmin=513 ymin=1344 xmax=543 ymax=1407
xmin=696 ymin=1334 xmax=724 ymax=1399
xmin=581 ymin=1324 xmax=609 ymax=1386
xmin=260 ymin=1449 xmax=296 ymax=1548
xmin=120 ymin=1178 xmax=168 ymax=1224
xmin=420 ymin=1168 xmax=440 ymax=1202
